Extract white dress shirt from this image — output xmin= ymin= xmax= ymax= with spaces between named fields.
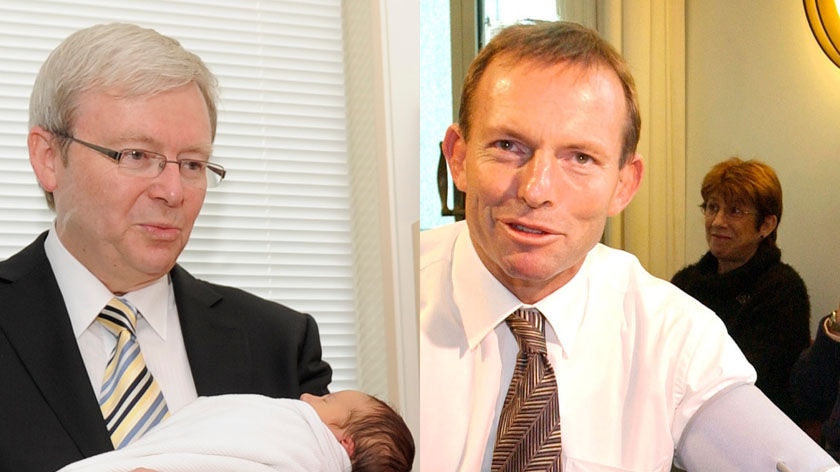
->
xmin=44 ymin=226 xmax=198 ymax=413
xmin=419 ymin=221 xmax=757 ymax=472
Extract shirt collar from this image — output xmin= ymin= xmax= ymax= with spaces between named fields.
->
xmin=44 ymin=224 xmax=171 ymax=340
xmin=452 ymin=230 xmax=521 ymax=350
xmin=451 ymin=227 xmax=592 ymax=355
xmin=532 ymin=259 xmax=589 ymax=357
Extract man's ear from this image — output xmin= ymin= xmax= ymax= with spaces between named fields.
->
xmin=441 ymin=124 xmax=467 ymax=193
xmin=339 ymin=435 xmax=355 ymax=458
xmin=608 ymin=153 xmax=644 ymax=216
xmin=28 ymin=125 xmax=60 ymax=193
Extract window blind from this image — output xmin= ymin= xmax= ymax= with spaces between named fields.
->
xmin=0 ymin=0 xmax=357 ymax=390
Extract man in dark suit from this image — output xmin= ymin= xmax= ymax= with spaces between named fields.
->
xmin=0 ymin=23 xmax=331 ymax=472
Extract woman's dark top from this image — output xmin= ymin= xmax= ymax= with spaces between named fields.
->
xmin=671 ymin=243 xmax=811 ymax=418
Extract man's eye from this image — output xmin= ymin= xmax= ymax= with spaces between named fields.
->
xmin=573 ymin=153 xmax=594 ymax=164
xmin=182 ymin=160 xmax=206 ymax=172
xmin=122 ymin=150 xmax=148 ymax=161
xmin=494 ymin=140 xmax=516 ymax=151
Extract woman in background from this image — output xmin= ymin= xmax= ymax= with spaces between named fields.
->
xmin=672 ymin=157 xmax=810 ymax=419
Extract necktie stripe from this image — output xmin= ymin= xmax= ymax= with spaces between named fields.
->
xmin=98 ymin=314 xmax=133 ymax=333
xmin=100 ymin=343 xmax=143 ymax=401
xmin=110 ymin=385 xmax=167 ymax=447
xmin=98 ymin=297 xmax=169 ymax=449
xmin=114 ymin=396 xmax=169 ymax=448
xmin=100 ymin=302 xmax=137 ymax=332
xmin=102 ymin=370 xmax=154 ymax=427
xmin=492 ymin=307 xmax=563 ymax=471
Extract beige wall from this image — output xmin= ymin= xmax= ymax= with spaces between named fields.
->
xmin=685 ymin=1 xmax=840 ymax=334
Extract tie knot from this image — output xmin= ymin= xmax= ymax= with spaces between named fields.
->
xmin=505 ymin=307 xmax=547 ymax=354
xmin=97 ymin=297 xmax=139 ymax=336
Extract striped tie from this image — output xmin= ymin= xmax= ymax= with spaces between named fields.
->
xmin=492 ymin=307 xmax=562 ymax=471
xmin=97 ymin=297 xmax=169 ymax=449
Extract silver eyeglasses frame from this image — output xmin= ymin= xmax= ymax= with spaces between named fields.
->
xmin=58 ymin=133 xmax=226 ymax=188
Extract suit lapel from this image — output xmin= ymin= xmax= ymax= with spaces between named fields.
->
xmin=170 ymin=265 xmax=251 ymax=395
xmin=0 ymin=234 xmax=113 ymax=456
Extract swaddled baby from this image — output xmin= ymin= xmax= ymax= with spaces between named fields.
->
xmin=58 ymin=390 xmax=414 ymax=472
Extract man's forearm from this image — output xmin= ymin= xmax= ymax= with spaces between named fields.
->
xmin=676 ymin=383 xmax=838 ymax=472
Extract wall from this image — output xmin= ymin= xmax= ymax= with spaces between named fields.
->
xmin=686 ymin=1 xmax=840 ymax=333
xmin=343 ymin=0 xmax=420 ymax=440
xmin=380 ymin=0 xmax=421 ymax=441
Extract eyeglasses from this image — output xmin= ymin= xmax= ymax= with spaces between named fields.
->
xmin=699 ymin=202 xmax=756 ymax=220
xmin=59 ymin=134 xmax=226 ymax=188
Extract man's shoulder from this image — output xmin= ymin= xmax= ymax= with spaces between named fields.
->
xmin=170 ymin=265 xmax=307 ymax=321
xmin=0 ymin=233 xmax=50 ymax=285
xmin=587 ymin=243 xmax=640 ymax=266
xmin=419 ymin=221 xmax=465 ymax=269
xmin=586 ymin=243 xmax=660 ymax=287
xmin=587 ymin=244 xmax=713 ymax=316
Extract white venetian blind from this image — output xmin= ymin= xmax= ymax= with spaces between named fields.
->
xmin=0 ymin=0 xmax=357 ymax=390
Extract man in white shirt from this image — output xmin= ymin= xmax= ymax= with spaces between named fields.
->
xmin=419 ymin=21 xmax=836 ymax=471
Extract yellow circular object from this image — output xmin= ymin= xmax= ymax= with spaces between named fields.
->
xmin=804 ymin=0 xmax=840 ymax=67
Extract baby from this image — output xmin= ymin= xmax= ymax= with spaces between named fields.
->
xmin=301 ymin=390 xmax=415 ymax=471
xmin=58 ymin=390 xmax=414 ymax=472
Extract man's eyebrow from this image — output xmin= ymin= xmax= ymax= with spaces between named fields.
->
xmin=117 ymin=134 xmax=213 ymax=155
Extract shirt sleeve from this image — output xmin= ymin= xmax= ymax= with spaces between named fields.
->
xmin=670 ymin=306 xmax=757 ymax=441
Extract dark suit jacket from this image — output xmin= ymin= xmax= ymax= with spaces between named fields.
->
xmin=0 ymin=233 xmax=332 ymax=471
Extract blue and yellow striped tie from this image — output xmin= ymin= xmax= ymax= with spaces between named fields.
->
xmin=98 ymin=297 xmax=169 ymax=449
xmin=492 ymin=307 xmax=563 ymax=471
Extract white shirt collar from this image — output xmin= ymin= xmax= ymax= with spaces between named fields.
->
xmin=452 ymin=226 xmax=591 ymax=356
xmin=452 ymin=230 xmax=521 ymax=350
xmin=44 ymin=224 xmax=171 ymax=340
xmin=532 ymin=259 xmax=589 ymax=358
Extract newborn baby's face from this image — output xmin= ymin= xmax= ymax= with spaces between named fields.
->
xmin=300 ymin=390 xmax=372 ymax=435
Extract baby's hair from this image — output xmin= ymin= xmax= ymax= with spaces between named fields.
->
xmin=342 ymin=395 xmax=414 ymax=471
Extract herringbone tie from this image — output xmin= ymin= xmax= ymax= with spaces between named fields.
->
xmin=492 ymin=307 xmax=562 ymax=471
xmin=98 ymin=297 xmax=169 ymax=449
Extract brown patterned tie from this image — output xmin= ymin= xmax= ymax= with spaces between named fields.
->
xmin=492 ymin=307 xmax=562 ymax=471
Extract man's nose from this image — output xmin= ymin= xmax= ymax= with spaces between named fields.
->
xmin=149 ymin=160 xmax=186 ymax=205
xmin=520 ymin=151 xmax=554 ymax=207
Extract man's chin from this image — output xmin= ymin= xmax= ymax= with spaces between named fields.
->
xmin=500 ymin=253 xmax=583 ymax=287
xmin=135 ymin=250 xmax=180 ymax=276
xmin=501 ymin=263 xmax=566 ymax=287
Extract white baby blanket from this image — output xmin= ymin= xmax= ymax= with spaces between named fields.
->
xmin=58 ymin=394 xmax=352 ymax=472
